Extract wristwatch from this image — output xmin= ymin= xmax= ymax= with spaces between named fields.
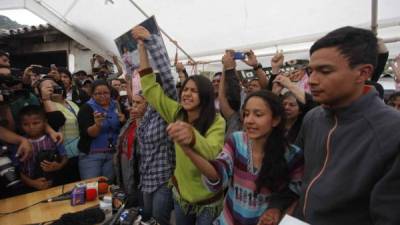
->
xmin=253 ymin=63 xmax=263 ymax=71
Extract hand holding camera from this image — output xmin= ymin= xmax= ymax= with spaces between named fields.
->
xmin=40 ymin=83 xmax=54 ymax=101
xmin=242 ymin=50 xmax=258 ymax=67
xmin=94 ymin=111 xmax=107 ymax=126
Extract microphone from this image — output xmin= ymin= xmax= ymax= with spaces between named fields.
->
xmin=98 ymin=181 xmax=109 ymax=195
xmin=47 ymin=180 xmax=109 ymax=204
xmin=47 ymin=194 xmax=71 ymax=202
xmin=47 ymin=190 xmax=73 ymax=202
xmin=47 ymin=187 xmax=98 ymax=203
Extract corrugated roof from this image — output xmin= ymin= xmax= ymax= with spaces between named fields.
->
xmin=6 ymin=24 xmax=51 ymax=36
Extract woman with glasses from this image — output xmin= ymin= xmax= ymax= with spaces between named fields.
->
xmin=77 ymin=80 xmax=125 ymax=180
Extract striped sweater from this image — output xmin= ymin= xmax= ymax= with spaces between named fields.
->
xmin=203 ymin=131 xmax=303 ymax=225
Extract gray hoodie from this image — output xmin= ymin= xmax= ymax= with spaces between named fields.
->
xmin=294 ymin=88 xmax=400 ymax=225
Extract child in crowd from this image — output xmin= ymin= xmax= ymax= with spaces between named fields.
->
xmin=19 ymin=105 xmax=68 ymax=191
xmin=182 ymin=90 xmax=303 ymax=225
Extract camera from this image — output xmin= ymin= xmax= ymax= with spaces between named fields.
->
xmin=36 ymin=150 xmax=60 ymax=163
xmin=34 ymin=150 xmax=60 ymax=179
xmin=0 ymin=146 xmax=21 ymax=188
xmin=52 ymin=85 xmax=64 ymax=95
xmin=233 ymin=52 xmax=246 ymax=60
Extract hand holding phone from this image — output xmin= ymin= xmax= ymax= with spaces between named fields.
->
xmin=233 ymin=52 xmax=246 ymax=60
xmin=93 ymin=111 xmax=106 ymax=126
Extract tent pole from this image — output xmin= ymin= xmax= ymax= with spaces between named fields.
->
xmin=371 ymin=0 xmax=378 ymax=35
xmin=128 ymin=0 xmax=196 ymax=63
xmin=198 ymin=36 xmax=400 ymax=65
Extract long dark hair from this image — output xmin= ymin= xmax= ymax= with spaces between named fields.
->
xmin=282 ymin=92 xmax=302 ymax=144
xmin=243 ymin=90 xmax=289 ymax=192
xmin=179 ymin=75 xmax=216 ymax=135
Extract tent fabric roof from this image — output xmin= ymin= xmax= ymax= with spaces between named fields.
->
xmin=1 ymin=0 xmax=400 ymax=66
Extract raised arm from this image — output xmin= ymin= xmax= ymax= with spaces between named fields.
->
xmin=274 ymin=74 xmax=306 ymax=104
xmin=133 ymin=26 xmax=180 ymax=123
xmin=219 ymin=51 xmax=237 ymax=119
xmin=143 ymin=33 xmax=178 ymax=100
xmin=242 ymin=50 xmax=268 ymax=89
xmin=268 ymin=50 xmax=284 ymax=90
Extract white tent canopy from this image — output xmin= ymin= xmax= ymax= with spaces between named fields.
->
xmin=1 ymin=0 xmax=400 ymax=71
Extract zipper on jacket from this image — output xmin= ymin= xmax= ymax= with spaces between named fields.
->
xmin=302 ymin=115 xmax=338 ymax=219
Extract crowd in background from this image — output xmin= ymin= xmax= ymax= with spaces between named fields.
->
xmin=0 ymin=25 xmax=400 ymax=225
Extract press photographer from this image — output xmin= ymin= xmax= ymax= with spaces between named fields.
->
xmin=0 ymin=65 xmax=40 ymax=131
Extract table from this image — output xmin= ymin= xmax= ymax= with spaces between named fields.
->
xmin=0 ymin=178 xmax=105 ymax=225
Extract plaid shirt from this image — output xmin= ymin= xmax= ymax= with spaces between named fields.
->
xmin=137 ymin=34 xmax=178 ymax=193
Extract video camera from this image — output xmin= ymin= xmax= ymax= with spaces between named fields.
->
xmin=0 ymin=145 xmax=21 ymax=188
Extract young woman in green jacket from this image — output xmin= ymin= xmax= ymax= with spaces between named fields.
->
xmin=132 ymin=26 xmax=226 ymax=225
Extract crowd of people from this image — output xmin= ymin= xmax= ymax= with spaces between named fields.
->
xmin=0 ymin=25 xmax=400 ymax=225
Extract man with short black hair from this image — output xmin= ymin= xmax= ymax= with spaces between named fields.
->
xmin=212 ymin=72 xmax=222 ymax=111
xmin=294 ymin=26 xmax=400 ymax=225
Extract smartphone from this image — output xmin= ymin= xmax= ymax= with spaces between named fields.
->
xmin=233 ymin=52 xmax=246 ymax=60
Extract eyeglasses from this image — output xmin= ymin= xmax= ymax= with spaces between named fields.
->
xmin=93 ymin=92 xmax=110 ymax=96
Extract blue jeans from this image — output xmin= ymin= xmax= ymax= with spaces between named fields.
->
xmin=174 ymin=200 xmax=217 ymax=225
xmin=142 ymin=184 xmax=173 ymax=225
xmin=79 ymin=153 xmax=114 ymax=180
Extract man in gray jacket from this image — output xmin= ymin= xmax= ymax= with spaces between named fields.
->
xmin=294 ymin=26 xmax=400 ymax=225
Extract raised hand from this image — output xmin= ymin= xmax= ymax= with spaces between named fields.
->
xmin=131 ymin=26 xmax=151 ymax=41
xmin=176 ymin=62 xmax=185 ymax=73
xmin=271 ymin=50 xmax=284 ymax=70
xmin=222 ymin=50 xmax=236 ymax=70
xmin=243 ymin=50 xmax=258 ymax=67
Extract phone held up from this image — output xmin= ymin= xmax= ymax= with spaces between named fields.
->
xmin=233 ymin=52 xmax=246 ymax=60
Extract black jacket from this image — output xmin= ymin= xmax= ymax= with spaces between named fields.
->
xmin=71 ymin=86 xmax=90 ymax=107
xmin=294 ymin=88 xmax=400 ymax=225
